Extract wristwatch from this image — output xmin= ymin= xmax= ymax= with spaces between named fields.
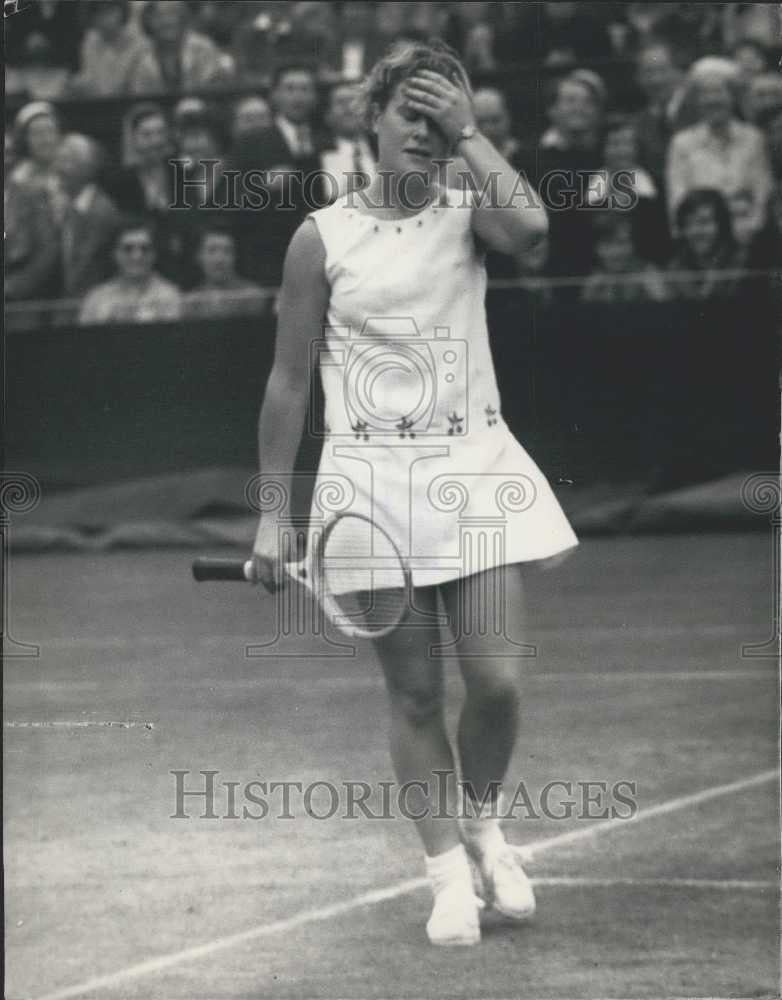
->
xmin=455 ymin=123 xmax=478 ymax=145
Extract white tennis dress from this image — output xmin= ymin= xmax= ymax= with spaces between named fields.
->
xmin=306 ymin=188 xmax=577 ymax=590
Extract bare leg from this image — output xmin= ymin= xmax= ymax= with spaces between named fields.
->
xmin=439 ymin=566 xmax=525 ymax=806
xmin=438 ymin=566 xmax=536 ymax=921
xmin=372 ymin=585 xmax=461 ymax=856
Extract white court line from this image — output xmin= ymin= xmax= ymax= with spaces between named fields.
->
xmin=5 ymin=670 xmax=775 ymax=697
xmin=531 ymin=876 xmax=777 ymax=891
xmin=526 ymin=670 xmax=775 ymax=682
xmin=195 ymin=670 xmax=775 ymax=691
xmin=520 ymin=768 xmax=778 ymax=859
xmin=202 ymin=669 xmax=774 ymax=687
xmin=32 ymin=767 xmax=779 ymax=1000
xmin=534 ymin=624 xmax=751 ymax=634
xmin=4 ymin=720 xmax=154 ymax=730
xmin=8 ymin=636 xmax=180 ymax=647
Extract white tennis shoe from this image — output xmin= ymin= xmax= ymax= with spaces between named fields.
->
xmin=466 ymin=840 xmax=536 ymax=921
xmin=426 ymin=882 xmax=484 ymax=946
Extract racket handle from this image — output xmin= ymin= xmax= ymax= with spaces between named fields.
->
xmin=192 ymin=557 xmax=252 ymax=582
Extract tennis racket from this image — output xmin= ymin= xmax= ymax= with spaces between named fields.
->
xmin=192 ymin=512 xmax=411 ymax=639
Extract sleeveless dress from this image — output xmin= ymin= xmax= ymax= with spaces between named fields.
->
xmin=306 ymin=189 xmax=577 ymax=591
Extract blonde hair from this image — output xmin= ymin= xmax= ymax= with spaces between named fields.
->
xmin=357 ymin=38 xmax=472 ymax=132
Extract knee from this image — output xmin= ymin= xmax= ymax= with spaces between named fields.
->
xmin=388 ymin=683 xmax=444 ymax=727
xmin=466 ymin=664 xmax=521 ymax=716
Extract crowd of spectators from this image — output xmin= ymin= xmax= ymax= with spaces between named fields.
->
xmin=5 ymin=1 xmax=781 ymax=325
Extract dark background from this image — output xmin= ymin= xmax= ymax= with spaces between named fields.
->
xmin=7 ymin=293 xmax=777 ymax=491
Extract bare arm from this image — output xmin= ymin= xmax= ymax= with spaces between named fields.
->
xmin=403 ymin=70 xmax=548 ymax=256
xmin=251 ymin=218 xmax=329 ymax=588
xmin=457 ymin=130 xmax=548 ymax=256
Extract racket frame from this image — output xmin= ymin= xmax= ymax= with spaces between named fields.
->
xmin=290 ymin=511 xmax=412 ymax=640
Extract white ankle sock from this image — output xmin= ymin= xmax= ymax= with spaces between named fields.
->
xmin=424 ymin=844 xmax=473 ymax=897
xmin=461 ymin=813 xmax=506 ymax=863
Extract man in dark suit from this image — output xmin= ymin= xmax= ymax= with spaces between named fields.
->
xmin=319 ymin=81 xmax=376 ymax=201
xmin=634 ymin=40 xmax=686 ymax=194
xmin=55 ymin=133 xmax=122 ymax=303
xmin=232 ymin=63 xmax=324 ymax=287
xmin=531 ymin=71 xmax=606 ymax=286
xmin=473 ymin=87 xmax=525 ymax=172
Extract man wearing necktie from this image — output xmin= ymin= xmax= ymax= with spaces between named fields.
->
xmin=320 ymin=81 xmax=377 ymax=201
xmin=293 ymin=122 xmax=314 ymax=157
xmin=268 ymin=64 xmax=319 ymax=163
xmin=232 ymin=63 xmax=324 ymax=288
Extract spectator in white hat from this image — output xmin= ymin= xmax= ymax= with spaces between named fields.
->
xmin=11 ymin=102 xmax=62 ymax=200
xmin=5 ymin=131 xmax=58 ymax=308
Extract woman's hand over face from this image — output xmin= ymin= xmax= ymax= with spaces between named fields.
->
xmin=402 ymin=70 xmax=475 ymax=145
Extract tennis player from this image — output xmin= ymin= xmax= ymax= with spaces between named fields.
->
xmin=250 ymin=39 xmax=578 ymax=946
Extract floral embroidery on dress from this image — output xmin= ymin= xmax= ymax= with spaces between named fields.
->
xmin=352 ymin=419 xmax=370 ymax=441
xmin=447 ymin=412 xmax=464 ymax=435
xmin=396 ymin=415 xmax=416 ymax=438
xmin=485 ymin=405 xmax=498 ymax=427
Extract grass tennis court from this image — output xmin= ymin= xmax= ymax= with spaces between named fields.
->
xmin=4 ymin=533 xmax=779 ymax=999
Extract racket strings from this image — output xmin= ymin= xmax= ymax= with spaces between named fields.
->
xmin=320 ymin=517 xmax=408 ymax=634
